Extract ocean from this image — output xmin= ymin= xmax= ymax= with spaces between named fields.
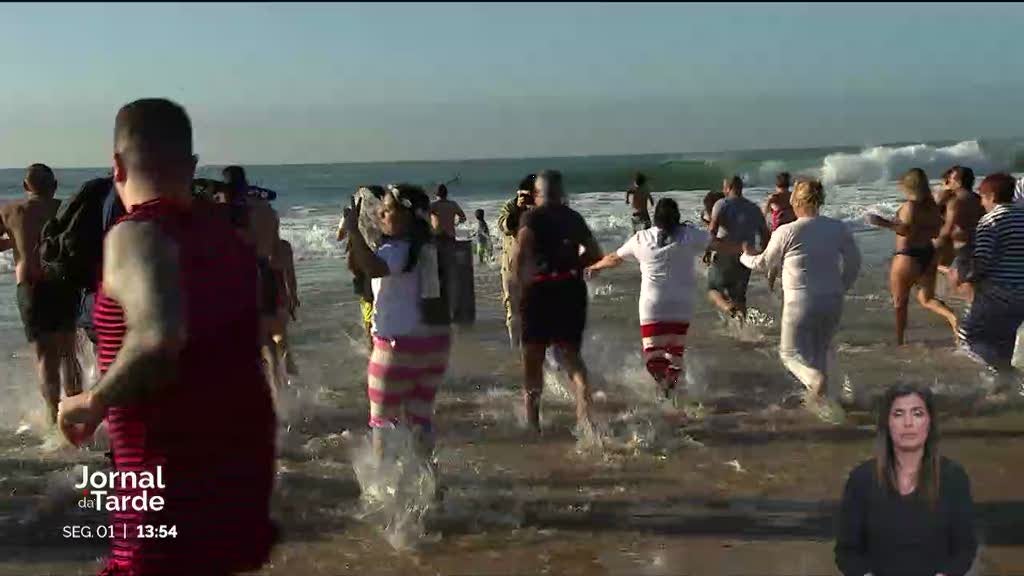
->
xmin=2 ymin=139 xmax=1024 ymax=574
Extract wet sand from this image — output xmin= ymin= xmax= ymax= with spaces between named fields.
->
xmin=2 ymin=253 xmax=1024 ymax=575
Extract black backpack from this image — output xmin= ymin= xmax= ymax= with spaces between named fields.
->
xmin=38 ymin=177 xmax=116 ymax=290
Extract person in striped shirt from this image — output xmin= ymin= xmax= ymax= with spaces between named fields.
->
xmin=951 ymin=173 xmax=1024 ymax=378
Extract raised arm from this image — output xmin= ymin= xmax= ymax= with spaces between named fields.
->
xmin=344 ymin=199 xmax=390 ymax=278
xmin=336 ymin=211 xmax=347 ymax=242
xmin=497 ymin=198 xmax=518 ymax=237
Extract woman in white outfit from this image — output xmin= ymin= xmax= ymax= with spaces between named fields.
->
xmin=740 ymin=180 xmax=861 ymax=417
xmin=586 ymin=198 xmax=738 ymax=401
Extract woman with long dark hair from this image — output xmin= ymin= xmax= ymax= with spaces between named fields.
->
xmin=586 ymin=198 xmax=737 ymax=401
xmin=343 ymin=183 xmax=452 ymax=457
xmin=835 ymin=383 xmax=977 ymax=576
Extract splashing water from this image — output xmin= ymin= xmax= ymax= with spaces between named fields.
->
xmin=348 ymin=427 xmax=439 ymax=552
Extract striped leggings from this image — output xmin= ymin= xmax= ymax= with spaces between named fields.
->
xmin=367 ymin=332 xmax=451 ymax=434
xmin=641 ymin=322 xmax=690 ymax=389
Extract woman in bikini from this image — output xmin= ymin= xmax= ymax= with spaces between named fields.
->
xmin=868 ymin=168 xmax=958 ymax=345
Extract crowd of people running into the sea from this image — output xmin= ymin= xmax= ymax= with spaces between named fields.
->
xmin=1 ymin=97 xmax=1020 ymax=574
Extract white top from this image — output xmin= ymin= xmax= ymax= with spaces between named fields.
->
xmin=1014 ymin=176 xmax=1024 ymax=204
xmin=740 ymin=216 xmax=861 ymax=303
xmin=371 ymin=240 xmax=427 ymax=338
xmin=615 ymin=225 xmax=711 ymax=323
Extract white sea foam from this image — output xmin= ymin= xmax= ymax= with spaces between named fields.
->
xmin=820 ymin=140 xmax=999 ymax=186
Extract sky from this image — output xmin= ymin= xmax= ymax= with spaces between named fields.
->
xmin=1 ymin=2 xmax=1022 ymax=168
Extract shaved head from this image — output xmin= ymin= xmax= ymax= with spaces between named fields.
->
xmin=24 ymin=163 xmax=56 ymax=196
xmin=114 ymin=98 xmax=194 ymax=181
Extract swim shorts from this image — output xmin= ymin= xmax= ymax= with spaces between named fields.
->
xmin=707 ymin=254 xmax=752 ymax=306
xmin=520 ymin=277 xmax=588 ymax=348
xmin=17 ymin=280 xmax=79 ymax=343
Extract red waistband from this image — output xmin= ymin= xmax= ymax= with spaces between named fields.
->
xmin=532 ymin=271 xmax=579 ymax=283
xmin=641 ymin=322 xmax=691 ymax=338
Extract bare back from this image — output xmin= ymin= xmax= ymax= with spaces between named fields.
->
xmin=628 ymin=185 xmax=652 ymax=215
xmin=0 ymin=196 xmax=60 ymax=284
xmin=246 ymin=198 xmax=280 ymax=259
xmin=949 ymin=189 xmax=984 ymax=247
xmin=430 ymin=199 xmax=465 ymax=238
xmin=894 ymin=200 xmax=943 ymax=251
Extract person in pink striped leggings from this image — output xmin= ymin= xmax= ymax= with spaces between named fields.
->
xmin=343 ymin=183 xmax=451 ymax=458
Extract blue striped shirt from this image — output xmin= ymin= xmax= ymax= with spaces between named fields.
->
xmin=969 ymin=203 xmax=1024 ymax=286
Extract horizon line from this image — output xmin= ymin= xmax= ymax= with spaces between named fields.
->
xmin=0 ymin=135 xmax=1012 ymax=172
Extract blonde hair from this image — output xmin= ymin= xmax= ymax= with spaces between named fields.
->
xmin=792 ymin=179 xmax=825 ymax=209
xmin=901 ymin=168 xmax=932 ymax=203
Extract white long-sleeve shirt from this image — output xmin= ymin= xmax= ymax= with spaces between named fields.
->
xmin=740 ymin=216 xmax=861 ymax=301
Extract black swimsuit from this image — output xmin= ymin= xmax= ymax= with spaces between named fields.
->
xmin=894 ymin=243 xmax=936 ymax=271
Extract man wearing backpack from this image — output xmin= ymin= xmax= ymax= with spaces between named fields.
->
xmin=65 ymin=176 xmax=126 ymax=347
xmin=0 ymin=164 xmax=83 ymax=424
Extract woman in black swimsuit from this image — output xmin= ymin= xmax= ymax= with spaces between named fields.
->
xmin=868 ymin=168 xmax=958 ymax=345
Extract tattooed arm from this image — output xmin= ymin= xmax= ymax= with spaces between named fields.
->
xmin=57 ymin=220 xmax=186 ymax=445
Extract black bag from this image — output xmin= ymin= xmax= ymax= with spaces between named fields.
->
xmin=420 ymin=242 xmax=452 ymax=326
xmin=38 ymin=177 xmax=114 ymax=290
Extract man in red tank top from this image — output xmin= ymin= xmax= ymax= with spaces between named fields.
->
xmin=57 ymin=99 xmax=277 ymax=575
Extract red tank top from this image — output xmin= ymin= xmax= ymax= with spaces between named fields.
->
xmin=94 ymin=197 xmax=276 ymax=575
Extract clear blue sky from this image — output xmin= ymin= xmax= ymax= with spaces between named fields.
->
xmin=1 ymin=2 xmax=1021 ymax=167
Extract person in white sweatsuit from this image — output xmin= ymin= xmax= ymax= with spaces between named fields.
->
xmin=740 ymin=179 xmax=861 ymax=415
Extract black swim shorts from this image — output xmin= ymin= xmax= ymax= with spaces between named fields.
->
xmin=17 ymin=280 xmax=80 ymax=343
xmin=707 ymin=253 xmax=752 ymax=306
xmin=520 ymin=277 xmax=588 ymax=348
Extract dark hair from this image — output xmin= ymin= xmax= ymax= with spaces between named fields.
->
xmin=436 ymin=184 xmax=448 ymax=199
xmin=702 ymin=190 xmax=724 ymax=223
xmin=24 ymin=163 xmax=56 ymax=194
xmin=776 ymin=172 xmax=791 ymax=189
xmin=222 ymin=165 xmax=248 ymax=195
xmin=979 ymin=173 xmax=1016 ymax=203
xmin=950 ymin=165 xmax=975 ymax=191
xmin=634 ymin=172 xmax=647 ymax=186
xmin=537 ymin=169 xmax=564 ymax=199
xmin=475 ymin=208 xmax=485 ymax=219
xmin=388 ymin=183 xmax=433 ymax=273
xmin=727 ymin=175 xmax=744 ymax=194
xmin=114 ymin=98 xmax=193 ymax=178
xmin=517 ymin=174 xmax=537 ymax=193
xmin=361 ymin=184 xmax=386 ymax=200
xmin=653 ymin=198 xmax=681 ymax=247
xmin=875 ymin=383 xmax=941 ymax=506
